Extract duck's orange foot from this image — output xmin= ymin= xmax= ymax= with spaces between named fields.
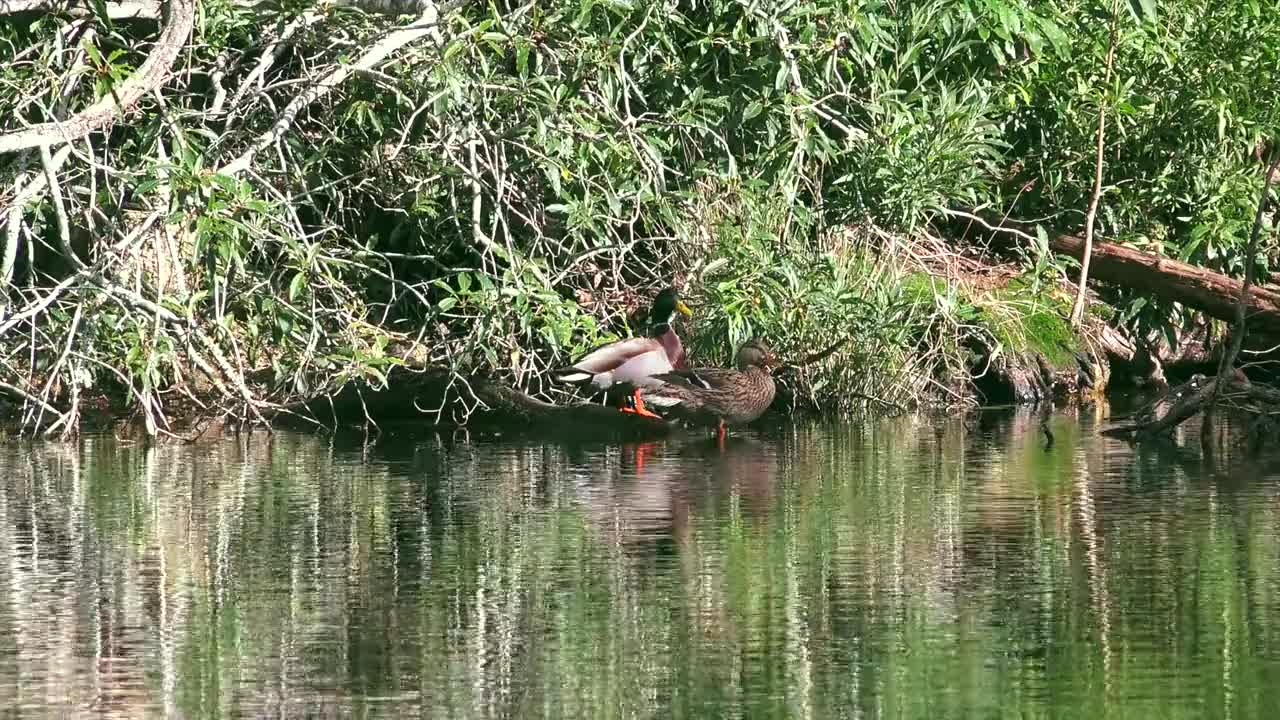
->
xmin=620 ymin=389 xmax=663 ymax=419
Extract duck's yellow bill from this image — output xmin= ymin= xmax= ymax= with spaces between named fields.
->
xmin=676 ymin=300 xmax=693 ymax=317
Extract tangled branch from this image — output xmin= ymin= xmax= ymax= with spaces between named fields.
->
xmin=0 ymin=0 xmax=194 ymax=153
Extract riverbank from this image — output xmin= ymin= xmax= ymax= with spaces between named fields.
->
xmin=4 ymin=0 xmax=1276 ymax=440
xmin=0 ymin=239 xmax=1189 ymax=440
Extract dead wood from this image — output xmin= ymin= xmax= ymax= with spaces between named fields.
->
xmin=274 ymin=365 xmax=674 ymax=440
xmin=217 ymin=1 xmax=453 ymax=176
xmin=1100 ymin=373 xmax=1280 ymax=441
xmin=0 ymin=0 xmax=195 ymax=154
xmin=0 ymin=0 xmax=161 ymax=19
xmin=951 ymin=211 xmax=1280 ymax=337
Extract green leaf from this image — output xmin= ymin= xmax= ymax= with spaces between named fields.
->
xmin=774 ymin=63 xmax=791 ymax=91
xmin=443 ymin=40 xmax=466 ymax=63
xmin=1035 ymin=225 xmax=1050 ymax=256
xmin=83 ymin=37 xmax=104 ymax=68
xmin=87 ymin=0 xmax=115 ymax=30
xmin=288 ymin=272 xmax=307 ymax=301
xmin=516 ymin=42 xmax=530 ymax=76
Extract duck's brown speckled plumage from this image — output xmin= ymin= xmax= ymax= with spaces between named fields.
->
xmin=640 ymin=337 xmax=778 ymax=429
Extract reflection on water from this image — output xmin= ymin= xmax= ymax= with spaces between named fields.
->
xmin=2 ymin=407 xmax=1280 ymax=718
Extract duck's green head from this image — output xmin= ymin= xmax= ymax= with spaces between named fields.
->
xmin=650 ymin=287 xmax=692 ymax=324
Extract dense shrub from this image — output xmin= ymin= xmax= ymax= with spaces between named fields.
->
xmin=0 ymin=0 xmax=1276 ymax=426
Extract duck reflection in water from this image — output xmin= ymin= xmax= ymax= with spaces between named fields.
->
xmin=570 ymin=435 xmax=782 ymax=647
xmin=574 ymin=435 xmax=781 ymax=563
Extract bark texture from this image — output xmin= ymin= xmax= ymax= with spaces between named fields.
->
xmin=1050 ymin=233 xmax=1280 ymax=335
xmin=956 ymin=212 xmax=1280 ymax=337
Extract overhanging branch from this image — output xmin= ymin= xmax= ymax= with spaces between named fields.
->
xmin=217 ymin=2 xmax=448 ymax=176
xmin=0 ymin=0 xmax=160 ymax=19
xmin=0 ymin=0 xmax=194 ymax=154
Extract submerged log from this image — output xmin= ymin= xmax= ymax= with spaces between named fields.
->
xmin=273 ymin=365 xmax=673 ymax=439
xmin=273 ymin=338 xmax=859 ymax=435
xmin=1099 ymin=370 xmax=1280 ymax=441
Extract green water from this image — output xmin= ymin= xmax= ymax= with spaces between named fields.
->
xmin=1 ymin=407 xmax=1279 ymax=718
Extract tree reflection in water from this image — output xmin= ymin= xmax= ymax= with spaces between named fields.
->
xmin=0 ymin=410 xmax=1278 ymax=718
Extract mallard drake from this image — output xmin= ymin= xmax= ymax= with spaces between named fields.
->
xmin=638 ymin=337 xmax=779 ymax=439
xmin=550 ymin=287 xmax=692 ymax=418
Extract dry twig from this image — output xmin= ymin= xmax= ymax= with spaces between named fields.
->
xmin=1069 ymin=0 xmax=1122 ymax=326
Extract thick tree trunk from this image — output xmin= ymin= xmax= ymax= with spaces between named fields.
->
xmin=1049 ymin=233 xmax=1280 ymax=334
xmin=954 ymin=213 xmax=1280 ymax=336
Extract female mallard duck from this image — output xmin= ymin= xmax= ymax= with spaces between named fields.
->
xmin=638 ymin=337 xmax=779 ymax=439
xmin=550 ymin=287 xmax=692 ymax=418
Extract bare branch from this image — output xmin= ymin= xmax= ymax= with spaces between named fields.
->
xmin=3 ymin=145 xmax=73 ymax=296
xmin=221 ymin=11 xmax=324 ymax=117
xmin=1070 ymin=0 xmax=1122 ymax=326
xmin=937 ymin=207 xmax=1038 ymax=243
xmin=0 ymin=0 xmax=195 ymax=154
xmin=333 ymin=0 xmax=441 ymax=14
xmin=1201 ymin=146 xmax=1280 ymax=454
xmin=0 ymin=379 xmax=63 ymax=418
xmin=218 ymin=2 xmax=447 ymax=176
xmin=39 ymin=143 xmax=82 ymax=269
xmin=0 ymin=0 xmax=160 ymax=20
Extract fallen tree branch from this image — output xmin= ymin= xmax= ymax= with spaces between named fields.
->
xmin=218 ymin=2 xmax=447 ymax=176
xmin=0 ymin=0 xmax=160 ymax=19
xmin=0 ymin=0 xmax=194 ymax=154
xmin=277 ymin=364 xmax=674 ymax=439
xmin=1098 ymin=373 xmax=1280 ymax=441
xmin=955 ymin=210 xmax=1280 ymax=336
xmin=0 ymin=378 xmax=63 ymax=419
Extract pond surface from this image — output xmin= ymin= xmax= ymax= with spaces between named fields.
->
xmin=1 ymin=406 xmax=1279 ymax=718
